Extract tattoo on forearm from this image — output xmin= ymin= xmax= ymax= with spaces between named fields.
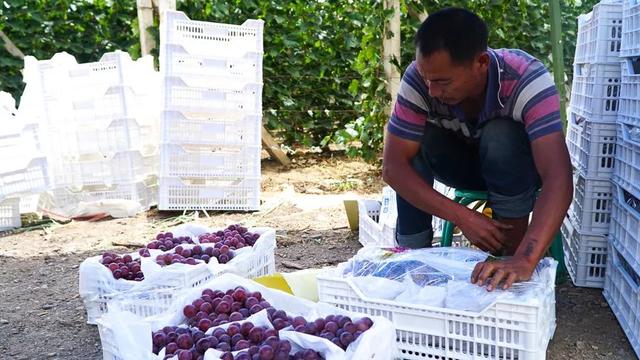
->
xmin=524 ymin=240 xmax=538 ymax=257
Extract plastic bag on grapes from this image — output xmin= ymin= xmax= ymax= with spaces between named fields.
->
xmin=339 ymin=247 xmax=484 ymax=289
xmin=444 ymin=257 xmax=558 ymax=312
xmin=394 ymin=277 xmax=447 ymax=307
xmin=97 ymin=310 xmax=156 ymax=360
xmin=298 ymin=302 xmax=398 ymax=360
xmin=350 ymin=276 xmax=405 ymax=300
xmin=78 ymin=248 xmax=164 ymax=324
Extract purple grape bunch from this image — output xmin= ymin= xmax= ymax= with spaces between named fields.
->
xmin=198 ymin=224 xmax=261 ymax=250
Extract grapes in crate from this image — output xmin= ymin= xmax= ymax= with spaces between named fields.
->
xmin=198 ymin=224 xmax=261 ymax=250
xmin=155 ymin=245 xmax=236 ymax=267
xmin=142 ymin=231 xmax=195 ymax=255
xmin=183 ymin=287 xmax=271 ymax=329
xmin=151 ymin=321 xmax=323 ymax=360
xmin=99 ymin=252 xmax=144 ymax=281
xmin=286 ymin=314 xmax=373 ymax=350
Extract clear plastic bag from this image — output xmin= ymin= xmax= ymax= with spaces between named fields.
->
xmin=338 ymin=246 xmax=557 ymax=311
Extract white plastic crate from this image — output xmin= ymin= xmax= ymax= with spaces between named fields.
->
xmin=23 ymin=51 xmax=157 ymax=99
xmin=621 ymin=0 xmax=640 ymax=57
xmin=0 ymin=157 xmax=49 ymax=199
xmin=569 ymin=172 xmax=613 ymax=234
xmin=80 ymin=258 xmax=213 ymax=325
xmin=82 ymin=227 xmax=275 ymax=324
xmin=161 ymin=110 xmax=261 ymax=146
xmin=40 ymin=85 xmax=160 ymax=128
xmin=574 ymin=2 xmax=623 ymax=64
xmin=50 ymin=117 xmax=158 ymax=159
xmin=160 ymin=11 xmax=263 ymax=58
xmin=161 ymin=43 xmax=262 ymax=85
xmin=609 ymin=183 xmax=640 ymax=275
xmin=618 ymin=58 xmax=640 ymax=122
xmin=613 ymin=121 xmax=640 ymax=199
xmin=160 ymin=143 xmax=260 ymax=178
xmin=0 ymin=197 xmax=21 ymax=231
xmin=603 ymin=242 xmax=640 ymax=359
xmin=357 ymin=199 xmax=396 ymax=247
xmin=163 ymin=77 xmax=262 ymax=114
xmin=158 ymin=176 xmax=260 ymax=211
xmin=316 ymin=264 xmax=556 ymax=360
xmin=51 ymin=150 xmax=157 ymax=188
xmin=565 ymin=112 xmax=616 ymax=178
xmin=560 ymin=216 xmax=608 ymax=288
xmin=51 ymin=175 xmax=158 ymax=214
xmin=570 ymin=63 xmax=621 ymax=121
xmin=357 ymin=184 xmax=453 ymax=248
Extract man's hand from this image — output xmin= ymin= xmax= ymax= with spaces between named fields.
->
xmin=457 ymin=209 xmax=513 ymax=253
xmin=471 ymin=256 xmax=537 ymax=291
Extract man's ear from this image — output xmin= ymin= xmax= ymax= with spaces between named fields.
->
xmin=476 ymin=51 xmax=490 ymax=70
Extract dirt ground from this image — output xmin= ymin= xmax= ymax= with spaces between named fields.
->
xmin=0 ymin=153 xmax=635 ymax=360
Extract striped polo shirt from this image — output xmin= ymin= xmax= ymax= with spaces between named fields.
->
xmin=388 ymin=48 xmax=563 ymax=142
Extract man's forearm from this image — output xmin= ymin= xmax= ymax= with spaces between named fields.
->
xmin=514 ymin=178 xmax=573 ymax=265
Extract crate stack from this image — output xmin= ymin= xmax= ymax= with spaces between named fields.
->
xmin=0 ymin=92 xmax=48 ymax=230
xmin=563 ymin=0 xmax=623 ymax=288
xmin=22 ymin=51 xmax=160 ymax=216
xmin=157 ymin=11 xmax=263 ymax=211
xmin=604 ymin=0 xmax=640 ymax=357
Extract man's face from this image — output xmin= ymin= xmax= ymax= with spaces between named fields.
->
xmin=415 ymin=50 xmax=489 ymax=105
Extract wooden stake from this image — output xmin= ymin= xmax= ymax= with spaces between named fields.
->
xmin=382 ymin=0 xmax=401 ymax=115
xmin=136 ymin=0 xmax=155 ymax=56
xmin=0 ymin=30 xmax=24 ymax=59
xmin=262 ymin=126 xmax=291 ymax=166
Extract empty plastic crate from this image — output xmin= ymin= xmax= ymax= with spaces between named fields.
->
xmin=621 ymin=0 xmax=640 ymax=57
xmin=316 ymin=264 xmax=557 ymax=360
xmin=565 ymin=112 xmax=617 ymax=178
xmin=50 ymin=117 xmax=158 ymax=159
xmin=50 ymin=150 xmax=157 ymax=188
xmin=158 ymin=176 xmax=260 ymax=211
xmin=160 ymin=11 xmax=263 ymax=58
xmin=357 ymin=199 xmax=396 ymax=247
xmin=574 ymin=2 xmax=623 ymax=64
xmin=618 ymin=58 xmax=640 ymax=121
xmin=561 ymin=216 xmax=608 ymax=288
xmin=569 ymin=172 xmax=613 ymax=234
xmin=0 ymin=157 xmax=49 ymax=199
xmin=161 ymin=44 xmax=262 ymax=85
xmin=160 ymin=143 xmax=260 ymax=178
xmin=610 ymin=183 xmax=640 ymax=276
xmin=570 ymin=63 xmax=621 ymax=121
xmin=40 ymin=85 xmax=160 ymax=128
xmin=613 ymin=121 xmax=640 ymax=199
xmin=52 ymin=175 xmax=158 ymax=213
xmin=162 ymin=77 xmax=262 ymax=114
xmin=0 ymin=197 xmax=21 ymax=231
xmin=161 ymin=110 xmax=261 ymax=146
xmin=23 ymin=51 xmax=157 ymax=99
xmin=603 ymin=242 xmax=640 ymax=358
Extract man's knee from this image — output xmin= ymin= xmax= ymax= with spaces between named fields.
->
xmin=479 ymin=118 xmax=540 ymax=218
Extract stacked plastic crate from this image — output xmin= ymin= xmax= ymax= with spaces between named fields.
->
xmin=22 ymin=51 xmax=160 ymax=216
xmin=563 ymin=0 xmax=623 ymax=288
xmin=604 ymin=0 xmax=640 ymax=357
xmin=0 ymin=92 xmax=48 ymax=230
xmin=158 ymin=11 xmax=263 ymax=211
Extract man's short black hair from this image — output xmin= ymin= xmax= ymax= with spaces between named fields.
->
xmin=414 ymin=8 xmax=488 ymax=64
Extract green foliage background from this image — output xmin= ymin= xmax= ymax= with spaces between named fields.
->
xmin=1 ymin=0 xmax=600 ymax=159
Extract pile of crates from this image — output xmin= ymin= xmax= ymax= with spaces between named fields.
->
xmin=157 ymin=11 xmax=263 ymax=211
xmin=603 ymin=0 xmax=640 ymax=358
xmin=0 ymin=92 xmax=48 ymax=230
xmin=22 ymin=51 xmax=160 ymax=215
xmin=564 ymin=0 xmax=623 ymax=288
